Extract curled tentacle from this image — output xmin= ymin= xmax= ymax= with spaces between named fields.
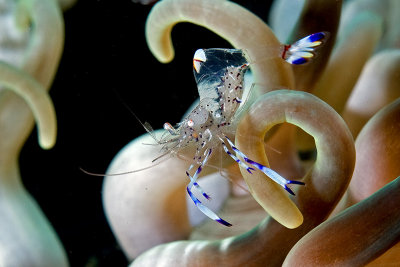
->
xmin=235 ymin=90 xmax=355 ymax=230
xmin=0 ymin=61 xmax=56 ymax=149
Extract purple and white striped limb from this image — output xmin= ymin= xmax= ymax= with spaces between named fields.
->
xmin=219 ymin=137 xmax=255 ymax=174
xmin=186 ymin=148 xmax=232 ymax=227
xmin=186 ymin=149 xmax=213 ymax=199
xmin=224 ymin=136 xmax=304 ymax=195
xmin=187 ymin=171 xmax=211 ymax=200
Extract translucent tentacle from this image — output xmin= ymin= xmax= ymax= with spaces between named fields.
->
xmin=224 ymin=136 xmax=304 ymax=195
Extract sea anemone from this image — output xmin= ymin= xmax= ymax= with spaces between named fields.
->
xmin=102 ymin=0 xmax=400 ymax=265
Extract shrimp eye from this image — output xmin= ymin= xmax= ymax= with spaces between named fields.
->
xmin=187 ymin=119 xmax=195 ymax=127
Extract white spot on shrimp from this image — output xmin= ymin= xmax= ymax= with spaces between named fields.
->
xmin=187 ymin=119 xmax=194 ymax=127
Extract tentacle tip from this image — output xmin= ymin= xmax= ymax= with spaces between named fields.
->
xmin=153 ymin=50 xmax=175 ymax=64
xmin=148 ymin=45 xmax=174 ymax=63
xmin=39 ymin=137 xmax=56 ymax=150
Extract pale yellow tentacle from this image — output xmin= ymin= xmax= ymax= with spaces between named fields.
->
xmin=0 ymin=62 xmax=56 ymax=149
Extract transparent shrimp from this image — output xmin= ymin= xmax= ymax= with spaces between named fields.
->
xmin=149 ymin=31 xmax=329 ymax=226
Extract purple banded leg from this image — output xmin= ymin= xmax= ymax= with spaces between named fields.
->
xmin=186 ymin=188 xmax=232 ymax=227
xmin=186 ymin=171 xmax=211 ymax=200
xmin=224 ymin=136 xmax=305 ymax=195
xmin=186 ymin=150 xmax=211 ymax=200
xmin=186 ymin=149 xmax=213 ymax=198
xmin=186 ymin=149 xmax=232 ymax=226
xmin=220 ymin=139 xmax=255 ymax=174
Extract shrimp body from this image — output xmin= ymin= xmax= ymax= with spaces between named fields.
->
xmin=160 ymin=49 xmax=249 ymax=156
xmin=155 ymin=32 xmax=327 ymax=226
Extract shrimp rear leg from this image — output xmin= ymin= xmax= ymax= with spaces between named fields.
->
xmin=219 ymin=137 xmax=255 ymax=174
xmin=186 ymin=148 xmax=232 ymax=227
xmin=186 ymin=151 xmax=212 ymax=200
xmin=223 ymin=136 xmax=305 ymax=195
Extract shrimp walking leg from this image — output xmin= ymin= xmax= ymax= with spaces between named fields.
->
xmin=186 ymin=149 xmax=213 ymax=200
xmin=224 ymin=136 xmax=305 ymax=195
xmin=186 ymin=148 xmax=212 ymax=199
xmin=220 ymin=137 xmax=255 ymax=174
xmin=186 ymin=148 xmax=232 ymax=227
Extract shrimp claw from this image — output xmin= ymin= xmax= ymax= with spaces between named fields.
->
xmin=282 ymin=31 xmax=328 ymax=65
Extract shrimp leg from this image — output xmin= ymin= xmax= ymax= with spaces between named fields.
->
xmin=186 ymin=149 xmax=212 ymax=200
xmin=219 ymin=137 xmax=255 ymax=174
xmin=186 ymin=148 xmax=232 ymax=227
xmin=224 ymin=136 xmax=305 ymax=195
xmin=186 ymin=172 xmax=211 ymax=200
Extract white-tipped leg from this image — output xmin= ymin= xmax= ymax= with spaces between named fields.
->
xmin=185 ymin=148 xmax=232 ymax=227
xmin=224 ymin=136 xmax=305 ymax=195
xmin=186 ymin=187 xmax=232 ymax=227
xmin=220 ymin=138 xmax=255 ymax=174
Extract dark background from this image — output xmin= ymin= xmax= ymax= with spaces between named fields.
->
xmin=19 ymin=1 xmax=272 ymax=266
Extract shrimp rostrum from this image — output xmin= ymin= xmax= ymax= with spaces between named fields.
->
xmin=150 ymin=32 xmax=328 ymax=226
